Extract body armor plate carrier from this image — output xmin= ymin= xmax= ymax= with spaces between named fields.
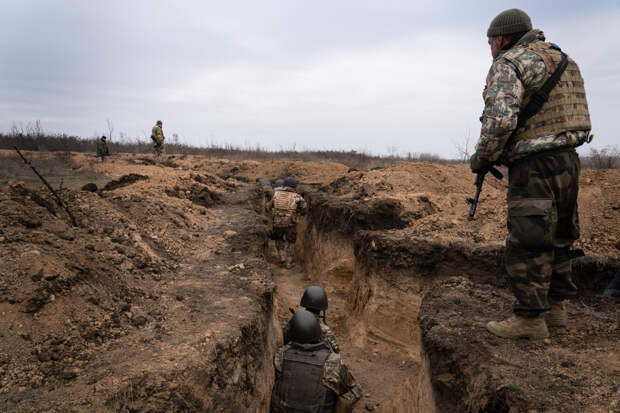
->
xmin=271 ymin=343 xmax=337 ymax=413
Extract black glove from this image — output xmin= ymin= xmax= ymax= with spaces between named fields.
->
xmin=469 ymin=152 xmax=493 ymax=173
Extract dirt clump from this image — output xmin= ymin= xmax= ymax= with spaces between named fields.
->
xmin=101 ymin=173 xmax=149 ymax=191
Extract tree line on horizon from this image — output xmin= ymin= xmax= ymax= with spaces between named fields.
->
xmin=0 ymin=121 xmax=617 ymax=170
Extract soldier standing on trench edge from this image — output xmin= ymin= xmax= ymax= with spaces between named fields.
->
xmin=151 ymin=120 xmax=165 ymax=164
xmin=271 ymin=310 xmax=362 ymax=413
xmin=267 ymin=176 xmax=307 ymax=268
xmin=96 ymin=135 xmax=109 ymax=162
xmin=470 ymin=9 xmax=592 ymax=339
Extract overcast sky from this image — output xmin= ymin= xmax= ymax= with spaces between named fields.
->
xmin=1 ymin=1 xmax=618 ymax=157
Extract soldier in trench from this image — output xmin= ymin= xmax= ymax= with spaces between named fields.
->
xmin=283 ymin=286 xmax=340 ymax=353
xmin=271 ymin=310 xmax=362 ymax=413
xmin=267 ymin=176 xmax=307 ymax=268
xmin=470 ymin=9 xmax=592 ymax=339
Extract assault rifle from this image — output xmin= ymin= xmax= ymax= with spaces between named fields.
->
xmin=467 ymin=166 xmax=503 ymax=221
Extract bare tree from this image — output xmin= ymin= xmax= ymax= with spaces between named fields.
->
xmin=106 ymin=119 xmax=114 ymax=141
xmin=587 ymin=146 xmax=620 ymax=169
xmin=10 ymin=122 xmax=20 ymax=136
xmin=454 ymin=129 xmax=473 ymax=162
xmin=33 ymin=120 xmax=43 ymax=137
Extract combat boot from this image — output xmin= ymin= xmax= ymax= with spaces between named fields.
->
xmin=486 ymin=315 xmax=549 ymax=340
xmin=545 ymin=299 xmax=567 ymax=327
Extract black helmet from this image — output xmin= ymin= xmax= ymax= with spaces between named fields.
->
xmin=275 ymin=178 xmax=285 ymax=187
xmin=300 ymin=286 xmax=328 ymax=312
xmin=284 ymin=176 xmax=296 ymax=188
xmin=289 ymin=310 xmax=321 ymax=344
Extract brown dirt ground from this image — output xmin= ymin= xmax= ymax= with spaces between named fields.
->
xmin=0 ymin=149 xmax=618 ymax=412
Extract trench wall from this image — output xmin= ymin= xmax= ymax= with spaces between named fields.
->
xmin=296 ymin=216 xmax=437 ymax=413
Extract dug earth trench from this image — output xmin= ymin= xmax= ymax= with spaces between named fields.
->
xmin=0 ymin=150 xmax=618 ymax=412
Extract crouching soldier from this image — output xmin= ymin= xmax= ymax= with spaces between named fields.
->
xmin=267 ymin=176 xmax=307 ymax=268
xmin=271 ymin=310 xmax=362 ymax=413
xmin=96 ymin=135 xmax=109 ymax=162
xmin=284 ymin=286 xmax=340 ymax=353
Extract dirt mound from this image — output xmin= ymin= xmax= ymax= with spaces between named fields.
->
xmin=419 ymin=277 xmax=619 ymax=412
xmin=0 ymin=165 xmax=276 ymax=411
xmin=101 ymin=173 xmax=149 ymax=191
xmin=306 ymin=192 xmax=408 ymax=234
xmin=317 ymin=163 xmax=620 ymax=260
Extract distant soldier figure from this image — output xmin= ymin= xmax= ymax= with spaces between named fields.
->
xmin=271 ymin=310 xmax=362 ymax=413
xmin=151 ymin=120 xmax=165 ymax=164
xmin=96 ymin=135 xmax=109 ymax=162
xmin=283 ymin=286 xmax=340 ymax=353
xmin=267 ymin=176 xmax=307 ymax=268
xmin=470 ymin=9 xmax=592 ymax=339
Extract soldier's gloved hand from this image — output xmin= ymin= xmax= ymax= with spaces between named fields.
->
xmin=469 ymin=152 xmax=492 ymax=173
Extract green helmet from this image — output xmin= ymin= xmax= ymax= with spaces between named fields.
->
xmin=156 ymin=120 xmax=163 ymax=126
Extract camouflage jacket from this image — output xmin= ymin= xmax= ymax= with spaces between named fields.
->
xmin=96 ymin=140 xmax=109 ymax=156
xmin=268 ymin=188 xmax=307 ymax=228
xmin=474 ymin=29 xmax=591 ymax=165
xmin=151 ymin=125 xmax=164 ymax=145
xmin=274 ymin=343 xmax=362 ymax=403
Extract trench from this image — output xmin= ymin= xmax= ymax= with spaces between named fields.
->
xmin=267 ymin=212 xmax=438 ymax=412
xmin=260 ymin=187 xmax=618 ymax=413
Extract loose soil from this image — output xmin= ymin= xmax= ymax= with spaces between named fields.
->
xmin=0 ymin=149 xmax=617 ymax=412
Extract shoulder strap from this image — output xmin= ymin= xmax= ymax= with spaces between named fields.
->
xmin=516 ymin=45 xmax=568 ymax=130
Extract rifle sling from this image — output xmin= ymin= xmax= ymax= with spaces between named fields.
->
xmin=516 ymin=50 xmax=568 ymax=130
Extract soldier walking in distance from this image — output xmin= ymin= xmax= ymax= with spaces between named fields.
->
xmin=470 ymin=9 xmax=592 ymax=339
xmin=151 ymin=120 xmax=165 ymax=164
xmin=96 ymin=135 xmax=109 ymax=162
xmin=267 ymin=176 xmax=307 ymax=268
xmin=271 ymin=310 xmax=362 ymax=413
xmin=283 ymin=286 xmax=340 ymax=353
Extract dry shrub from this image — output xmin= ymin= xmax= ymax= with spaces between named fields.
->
xmin=582 ymin=146 xmax=620 ymax=169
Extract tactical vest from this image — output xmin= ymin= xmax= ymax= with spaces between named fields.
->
xmin=271 ymin=343 xmax=337 ymax=413
xmin=272 ymin=190 xmax=299 ymax=227
xmin=511 ymin=41 xmax=591 ymax=143
xmin=151 ymin=126 xmax=163 ymax=145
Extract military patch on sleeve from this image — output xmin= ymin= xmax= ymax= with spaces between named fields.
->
xmin=326 ymin=335 xmax=340 ymax=353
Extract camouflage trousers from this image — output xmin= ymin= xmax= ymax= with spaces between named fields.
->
xmin=505 ymin=148 xmax=580 ymax=316
xmin=153 ymin=143 xmax=163 ymax=161
xmin=273 ymin=226 xmax=297 ymax=265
